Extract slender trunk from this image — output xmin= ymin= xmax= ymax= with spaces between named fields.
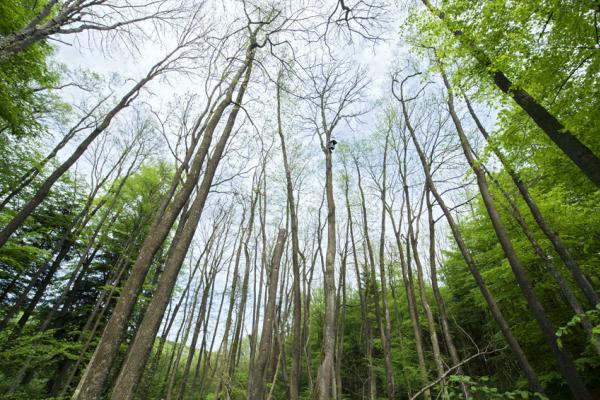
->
xmin=2 ymin=171 xmax=115 ymax=332
xmin=335 ymin=222 xmax=348 ymax=400
xmin=0 ymin=52 xmax=172 ymax=248
xmin=376 ymin=136 xmax=396 ymax=399
xmin=302 ymin=225 xmax=318 ymax=392
xmin=177 ymin=225 xmax=231 ymax=400
xmin=160 ymin=277 xmax=194 ymax=398
xmin=60 ymin=231 xmax=142 ymax=396
xmin=441 ymin=70 xmax=590 ymax=399
xmin=196 ymin=257 xmax=230 ymax=398
xmin=393 ymin=81 xmax=544 ymax=394
xmin=462 ymin=93 xmax=598 ymax=307
xmin=145 ymin=262 xmax=195 ymax=394
xmin=343 ymin=171 xmax=375 ymax=400
xmin=248 ymin=171 xmax=268 ymax=372
xmin=407 ymin=193 xmax=448 ymax=399
xmin=482 ymin=163 xmax=600 ymax=356
xmin=396 ymin=150 xmax=431 ymax=400
xmin=4 ymin=237 xmax=71 ymax=332
xmin=248 ymin=229 xmax=287 ymax=400
xmin=355 ymin=154 xmax=394 ymax=399
xmin=214 ymin=198 xmax=250 ymax=397
xmin=315 ymin=132 xmax=337 ymax=400
xmin=276 ymin=72 xmax=303 ymax=400
xmin=72 ymin=47 xmax=253 ymax=400
xmin=420 ymin=0 xmax=600 ymax=187
xmin=384 ymin=214 xmax=413 ymax=397
xmin=426 ymin=188 xmax=471 ymax=398
xmin=109 ymin=55 xmax=255 ymax=400
xmin=165 ymin=265 xmax=205 ymax=400
xmin=226 ymin=188 xmax=259 ymax=393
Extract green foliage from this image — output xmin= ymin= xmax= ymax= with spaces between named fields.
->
xmin=0 ymin=328 xmax=81 ymax=398
xmin=0 ymin=0 xmax=61 ymax=137
xmin=556 ymin=305 xmax=600 ymax=350
xmin=448 ymin=375 xmax=549 ymax=400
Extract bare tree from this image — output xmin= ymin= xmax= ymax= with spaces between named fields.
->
xmin=72 ymin=23 xmax=254 ymax=400
xmin=275 ymin=70 xmax=303 ymax=400
xmin=248 ymin=228 xmax=287 ymax=400
xmin=392 ymin=72 xmax=545 ymax=395
xmin=300 ymin=59 xmax=367 ymax=400
xmin=108 ymin=39 xmax=257 ymax=400
xmin=353 ymin=151 xmax=395 ymax=399
xmin=0 ymin=0 xmax=186 ymax=60
xmin=0 ymin=23 xmax=208 ymax=248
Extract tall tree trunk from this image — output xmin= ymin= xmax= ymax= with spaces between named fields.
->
xmin=248 ymin=168 xmax=268 ymax=373
xmin=143 ymin=257 xmax=197 ymax=396
xmin=159 ymin=278 xmax=194 ymax=398
xmin=394 ymin=142 xmax=431 ymax=400
xmin=248 ymin=229 xmax=287 ymax=400
xmin=462 ymin=93 xmax=598 ymax=307
xmin=481 ymin=162 xmax=600 ymax=356
xmin=109 ymin=54 xmax=255 ymax=400
xmin=165 ymin=265 xmax=205 ymax=400
xmin=426 ymin=188 xmax=471 ymax=398
xmin=335 ymin=231 xmax=347 ymax=400
xmin=0 ymin=50 xmax=177 ymax=248
xmin=393 ymin=79 xmax=544 ymax=394
xmin=354 ymin=154 xmax=395 ymax=399
xmin=72 ymin=44 xmax=255 ymax=400
xmin=196 ymin=257 xmax=230 ymax=398
xmin=420 ymin=0 xmax=600 ymax=187
xmin=175 ymin=238 xmax=225 ymax=400
xmin=406 ymin=190 xmax=448 ymax=399
xmin=276 ymin=71 xmax=303 ymax=400
xmin=214 ymin=191 xmax=253 ymax=398
xmin=227 ymin=180 xmax=261 ymax=394
xmin=440 ymin=70 xmax=591 ymax=400
xmin=315 ymin=129 xmax=337 ymax=400
xmin=376 ymin=135 xmax=396 ymax=399
xmin=343 ymin=168 xmax=375 ymax=400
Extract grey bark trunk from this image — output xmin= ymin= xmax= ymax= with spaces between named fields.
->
xmin=440 ymin=70 xmax=591 ymax=400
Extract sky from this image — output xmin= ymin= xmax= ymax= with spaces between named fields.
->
xmin=43 ymin=0 xmax=487 ymax=349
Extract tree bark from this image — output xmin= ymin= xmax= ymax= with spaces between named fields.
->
xmin=392 ymin=78 xmax=544 ymax=394
xmin=440 ymin=69 xmax=591 ymax=400
xmin=376 ymin=135 xmax=396 ymax=399
xmin=109 ymin=53 xmax=255 ymax=400
xmin=462 ymin=93 xmax=598 ymax=307
xmin=315 ymin=128 xmax=337 ymax=400
xmin=276 ymin=71 xmax=303 ymax=400
xmin=248 ymin=229 xmax=287 ymax=400
xmin=342 ymin=169 xmax=376 ymax=400
xmin=354 ymin=154 xmax=395 ymax=399
xmin=426 ymin=188 xmax=471 ymax=398
xmin=480 ymin=161 xmax=600 ymax=357
xmin=420 ymin=0 xmax=600 ymax=187
xmin=71 ymin=43 xmax=254 ymax=400
xmin=393 ymin=139 xmax=432 ymax=400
